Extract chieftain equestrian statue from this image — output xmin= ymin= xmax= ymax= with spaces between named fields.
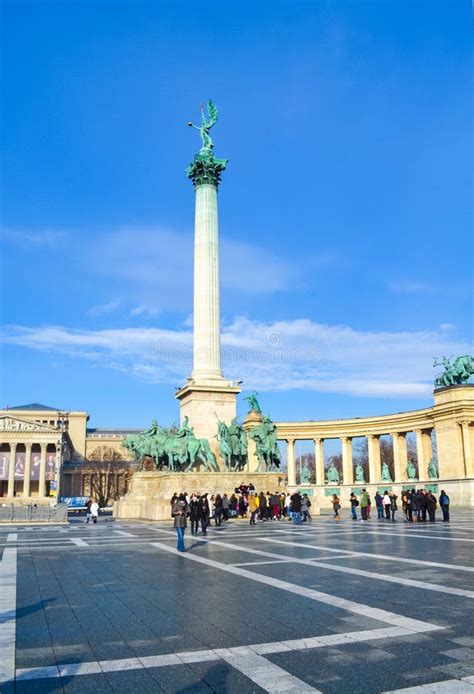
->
xmin=123 ymin=417 xmax=218 ymax=473
xmin=216 ymin=417 xmax=248 ymax=471
xmin=250 ymin=414 xmax=281 ymax=472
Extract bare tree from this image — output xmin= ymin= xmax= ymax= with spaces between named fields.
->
xmin=82 ymin=446 xmax=135 ymax=507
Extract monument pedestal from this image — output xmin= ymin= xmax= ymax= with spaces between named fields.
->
xmin=114 ymin=470 xmax=287 ymax=521
xmin=243 ymin=410 xmax=263 ymax=472
xmin=175 ymin=380 xmax=241 ymax=458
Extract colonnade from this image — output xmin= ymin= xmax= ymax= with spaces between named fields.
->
xmin=283 ymin=428 xmax=435 ymax=487
xmin=1 ymin=440 xmax=59 ymax=499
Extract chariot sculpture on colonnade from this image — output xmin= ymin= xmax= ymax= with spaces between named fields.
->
xmin=434 ymin=355 xmax=474 ymax=388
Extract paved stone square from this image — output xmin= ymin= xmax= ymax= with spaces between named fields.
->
xmin=1 ymin=511 xmax=474 ymax=693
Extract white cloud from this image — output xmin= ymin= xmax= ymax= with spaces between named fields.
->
xmin=2 ymin=318 xmax=470 ymax=398
xmin=81 ymin=226 xmax=306 ymax=309
xmin=388 ymin=280 xmax=439 ymax=295
xmin=0 ymin=227 xmax=66 ymax=248
xmin=130 ymin=304 xmax=160 ymax=317
xmin=87 ymin=301 xmax=120 ymax=317
xmin=439 ymin=323 xmax=455 ymax=332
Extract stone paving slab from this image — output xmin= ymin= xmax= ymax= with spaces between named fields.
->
xmin=1 ymin=511 xmax=473 ymax=692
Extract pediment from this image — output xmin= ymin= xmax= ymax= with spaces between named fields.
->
xmin=0 ymin=415 xmax=58 ymax=433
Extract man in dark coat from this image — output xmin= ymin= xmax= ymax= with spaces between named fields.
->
xmin=199 ymin=494 xmax=210 ymax=535
xmin=291 ymin=492 xmax=302 ymax=525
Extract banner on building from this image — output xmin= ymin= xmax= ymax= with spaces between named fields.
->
xmin=0 ymin=453 xmax=9 ymax=480
xmin=15 ymin=452 xmax=25 ymax=480
xmin=46 ymin=453 xmax=56 ymax=481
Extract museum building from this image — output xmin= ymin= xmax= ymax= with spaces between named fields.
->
xmin=0 ymin=403 xmax=136 ymax=501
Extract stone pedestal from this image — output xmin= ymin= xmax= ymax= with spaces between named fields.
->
xmin=243 ymin=410 xmax=264 ymax=472
xmin=433 ymin=385 xmax=474 ymax=479
xmin=114 ymin=470 xmax=287 ymax=521
xmin=175 ymin=381 xmax=240 ymax=460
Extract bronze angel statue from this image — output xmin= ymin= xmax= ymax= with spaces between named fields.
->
xmin=188 ymin=100 xmax=219 ymax=152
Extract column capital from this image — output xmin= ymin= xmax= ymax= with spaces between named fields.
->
xmin=186 ymin=152 xmax=228 ymax=188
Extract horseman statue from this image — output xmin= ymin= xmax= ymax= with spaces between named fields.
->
xmin=434 ymin=355 xmax=474 ymax=388
xmin=250 ymin=414 xmax=281 ymax=471
xmin=216 ymin=417 xmax=248 ymax=471
xmin=123 ymin=416 xmax=218 ymax=473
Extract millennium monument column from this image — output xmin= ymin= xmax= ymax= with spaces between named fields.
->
xmin=175 ymin=101 xmax=240 ymax=449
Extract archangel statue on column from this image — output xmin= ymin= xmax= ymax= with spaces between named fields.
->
xmin=188 ymin=100 xmax=219 ymax=152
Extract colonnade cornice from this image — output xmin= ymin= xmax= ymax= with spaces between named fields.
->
xmin=276 ymin=400 xmax=474 ymax=440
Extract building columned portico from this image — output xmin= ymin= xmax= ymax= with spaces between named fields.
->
xmin=0 ymin=406 xmax=72 ymax=501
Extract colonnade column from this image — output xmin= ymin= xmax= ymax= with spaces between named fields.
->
xmin=392 ymin=432 xmax=407 ymax=482
xmin=7 ymin=442 xmax=17 ymax=497
xmin=341 ymin=437 xmax=353 ymax=485
xmin=23 ymin=443 xmax=32 ymax=497
xmin=415 ymin=429 xmax=427 ymax=480
xmin=286 ymin=438 xmax=296 ymax=486
xmin=460 ymin=421 xmax=473 ymax=477
xmin=39 ymin=443 xmax=47 ymax=498
xmin=368 ymin=435 xmax=381 ymax=485
xmin=314 ymin=438 xmax=325 ymax=485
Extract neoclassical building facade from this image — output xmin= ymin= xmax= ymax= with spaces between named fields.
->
xmin=1 ymin=384 xmax=473 ymax=506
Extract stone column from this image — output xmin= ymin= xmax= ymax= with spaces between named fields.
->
xmin=175 ymin=147 xmax=239 ymax=446
xmin=392 ymin=432 xmax=407 ymax=483
xmin=286 ymin=439 xmax=296 ymax=486
xmin=415 ymin=429 xmax=427 ymax=480
xmin=23 ymin=443 xmax=32 ymax=498
xmin=341 ymin=437 xmax=353 ymax=486
xmin=39 ymin=443 xmax=47 ymax=498
xmin=314 ymin=438 xmax=325 ymax=485
xmin=7 ymin=442 xmax=16 ymax=498
xmin=460 ymin=421 xmax=473 ymax=477
xmin=368 ymin=435 xmax=381 ymax=485
xmin=192 ymin=183 xmax=223 ymax=381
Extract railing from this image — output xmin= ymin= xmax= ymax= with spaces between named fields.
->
xmin=0 ymin=503 xmax=68 ymax=523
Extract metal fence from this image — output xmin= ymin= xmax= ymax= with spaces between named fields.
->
xmin=0 ymin=503 xmax=68 ymax=523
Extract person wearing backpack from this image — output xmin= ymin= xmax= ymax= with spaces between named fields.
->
xmin=360 ymin=489 xmax=370 ymax=521
xmin=439 ymin=490 xmax=450 ymax=522
xmin=349 ymin=492 xmax=359 ymax=520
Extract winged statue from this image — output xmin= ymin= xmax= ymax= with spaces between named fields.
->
xmin=188 ymin=100 xmax=219 ymax=152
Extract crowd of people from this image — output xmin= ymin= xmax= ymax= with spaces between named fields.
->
xmin=171 ymin=483 xmax=451 ymax=551
xmin=332 ymin=488 xmax=450 ymax=523
xmin=171 ymin=483 xmax=311 ymax=535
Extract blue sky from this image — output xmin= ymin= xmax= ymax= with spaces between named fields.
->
xmin=1 ymin=0 xmax=472 ymax=428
